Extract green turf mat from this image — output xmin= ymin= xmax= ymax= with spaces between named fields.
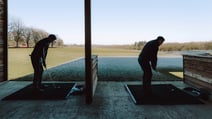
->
xmin=125 ymin=84 xmax=204 ymax=105
xmin=2 ymin=83 xmax=76 ymax=100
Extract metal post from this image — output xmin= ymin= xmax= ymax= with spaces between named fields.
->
xmin=84 ymin=0 xmax=92 ymax=104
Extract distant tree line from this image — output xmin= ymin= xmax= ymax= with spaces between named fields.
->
xmin=132 ymin=41 xmax=212 ymax=51
xmin=8 ymin=17 xmax=64 ymax=48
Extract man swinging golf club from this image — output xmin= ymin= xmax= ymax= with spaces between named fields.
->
xmin=138 ymin=36 xmax=165 ymax=95
xmin=30 ymin=34 xmax=57 ymax=92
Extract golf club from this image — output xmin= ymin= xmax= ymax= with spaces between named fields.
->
xmin=45 ymin=68 xmax=60 ymax=89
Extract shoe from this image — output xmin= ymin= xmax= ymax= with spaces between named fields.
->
xmin=33 ymin=86 xmax=45 ymax=93
xmin=39 ymin=84 xmax=48 ymax=89
xmin=33 ymin=88 xmax=44 ymax=93
xmin=38 ymin=88 xmax=44 ymax=92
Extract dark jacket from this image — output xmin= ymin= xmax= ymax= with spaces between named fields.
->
xmin=31 ymin=38 xmax=50 ymax=67
xmin=138 ymin=39 xmax=159 ymax=69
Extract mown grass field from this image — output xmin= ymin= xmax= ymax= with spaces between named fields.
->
xmin=9 ymin=46 xmax=141 ymax=80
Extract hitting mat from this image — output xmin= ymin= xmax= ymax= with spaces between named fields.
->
xmin=125 ymin=84 xmax=204 ymax=105
xmin=2 ymin=83 xmax=76 ymax=100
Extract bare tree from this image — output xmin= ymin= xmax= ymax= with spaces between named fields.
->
xmin=31 ymin=28 xmax=42 ymax=44
xmin=8 ymin=17 xmax=25 ymax=47
xmin=22 ymin=27 xmax=33 ymax=48
xmin=31 ymin=28 xmax=48 ymax=46
xmin=8 ymin=32 xmax=15 ymax=47
xmin=8 ymin=16 xmax=64 ymax=48
xmin=134 ymin=41 xmax=146 ymax=50
xmin=56 ymin=38 xmax=64 ymax=47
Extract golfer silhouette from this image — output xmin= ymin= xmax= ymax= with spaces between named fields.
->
xmin=138 ymin=36 xmax=165 ymax=95
xmin=30 ymin=34 xmax=57 ymax=92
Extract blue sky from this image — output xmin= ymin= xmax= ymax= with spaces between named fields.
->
xmin=9 ymin=0 xmax=212 ymax=45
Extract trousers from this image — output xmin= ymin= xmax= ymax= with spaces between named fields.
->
xmin=138 ymin=59 xmax=152 ymax=89
xmin=31 ymin=56 xmax=43 ymax=88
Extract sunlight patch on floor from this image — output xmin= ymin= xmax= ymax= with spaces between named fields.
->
xmin=169 ymin=72 xmax=183 ymax=79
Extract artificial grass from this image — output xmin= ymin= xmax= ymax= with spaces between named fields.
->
xmin=2 ymin=83 xmax=76 ymax=100
xmin=125 ymin=84 xmax=203 ymax=105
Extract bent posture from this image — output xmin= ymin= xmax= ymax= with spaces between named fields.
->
xmin=31 ymin=34 xmax=57 ymax=91
xmin=138 ymin=36 xmax=165 ymax=94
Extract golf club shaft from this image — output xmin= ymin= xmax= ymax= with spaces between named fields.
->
xmin=45 ymin=68 xmax=56 ymax=87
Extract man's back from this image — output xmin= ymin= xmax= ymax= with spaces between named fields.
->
xmin=31 ymin=38 xmax=49 ymax=58
xmin=139 ymin=39 xmax=158 ymax=62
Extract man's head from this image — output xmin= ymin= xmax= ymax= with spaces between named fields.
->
xmin=48 ymin=34 xmax=57 ymax=42
xmin=156 ymin=36 xmax=165 ymax=46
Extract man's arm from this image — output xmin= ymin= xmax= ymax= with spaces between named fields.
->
xmin=151 ymin=58 xmax=157 ymax=70
xmin=150 ymin=46 xmax=158 ymax=70
xmin=42 ymin=47 xmax=47 ymax=68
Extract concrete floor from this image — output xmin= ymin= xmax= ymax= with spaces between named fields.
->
xmin=0 ymin=81 xmax=212 ymax=119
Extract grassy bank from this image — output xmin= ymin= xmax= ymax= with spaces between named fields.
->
xmin=9 ymin=46 xmax=184 ymax=80
xmin=9 ymin=46 xmax=141 ymax=80
xmin=9 ymin=47 xmax=83 ymax=80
